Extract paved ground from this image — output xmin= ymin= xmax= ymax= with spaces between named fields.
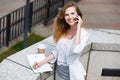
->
xmin=79 ymin=0 xmax=120 ymax=30
xmin=31 ymin=0 xmax=120 ymax=37
xmin=0 ymin=0 xmax=24 ymax=17
xmin=0 ymin=0 xmax=120 ymax=30
xmin=0 ymin=0 xmax=35 ymax=17
xmin=35 ymin=0 xmax=120 ymax=30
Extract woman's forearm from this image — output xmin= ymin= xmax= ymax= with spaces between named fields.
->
xmin=40 ymin=53 xmax=55 ymax=65
xmin=33 ymin=53 xmax=55 ymax=69
xmin=74 ymin=27 xmax=81 ymax=47
xmin=74 ymin=15 xmax=83 ymax=47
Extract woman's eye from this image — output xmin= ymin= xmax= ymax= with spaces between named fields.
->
xmin=71 ymin=12 xmax=75 ymax=15
xmin=65 ymin=14 xmax=68 ymax=16
xmin=65 ymin=14 xmax=69 ymax=17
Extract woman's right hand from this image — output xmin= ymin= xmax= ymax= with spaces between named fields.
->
xmin=32 ymin=53 xmax=55 ymax=69
xmin=33 ymin=62 xmax=42 ymax=69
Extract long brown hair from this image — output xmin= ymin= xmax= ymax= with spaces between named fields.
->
xmin=53 ymin=1 xmax=82 ymax=43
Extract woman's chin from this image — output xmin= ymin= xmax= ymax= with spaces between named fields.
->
xmin=68 ymin=23 xmax=76 ymax=26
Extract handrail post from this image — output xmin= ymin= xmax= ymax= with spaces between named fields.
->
xmin=23 ymin=0 xmax=30 ymax=48
xmin=6 ymin=14 xmax=11 ymax=47
xmin=43 ymin=0 xmax=50 ymax=25
xmin=62 ymin=0 xmax=65 ymax=7
xmin=47 ymin=0 xmax=50 ymax=18
xmin=29 ymin=2 xmax=33 ymax=32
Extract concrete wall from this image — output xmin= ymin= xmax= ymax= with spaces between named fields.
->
xmin=0 ymin=29 xmax=120 ymax=80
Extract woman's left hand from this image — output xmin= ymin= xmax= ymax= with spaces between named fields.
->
xmin=76 ymin=16 xmax=83 ymax=29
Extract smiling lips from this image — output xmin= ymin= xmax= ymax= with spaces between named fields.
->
xmin=68 ymin=18 xmax=76 ymax=23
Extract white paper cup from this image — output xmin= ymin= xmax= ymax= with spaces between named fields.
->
xmin=37 ymin=44 xmax=46 ymax=54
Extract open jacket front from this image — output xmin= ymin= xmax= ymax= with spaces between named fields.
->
xmin=50 ymin=28 xmax=89 ymax=80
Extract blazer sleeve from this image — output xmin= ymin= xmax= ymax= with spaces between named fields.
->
xmin=73 ymin=29 xmax=89 ymax=54
xmin=49 ymin=47 xmax=58 ymax=63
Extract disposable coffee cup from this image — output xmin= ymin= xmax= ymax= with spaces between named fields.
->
xmin=37 ymin=44 xmax=46 ymax=54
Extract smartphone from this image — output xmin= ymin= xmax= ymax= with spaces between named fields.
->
xmin=75 ymin=12 xmax=82 ymax=20
xmin=74 ymin=17 xmax=79 ymax=21
xmin=74 ymin=14 xmax=79 ymax=21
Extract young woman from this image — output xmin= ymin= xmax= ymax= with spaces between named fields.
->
xmin=33 ymin=1 xmax=89 ymax=80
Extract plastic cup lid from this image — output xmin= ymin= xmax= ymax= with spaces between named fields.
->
xmin=37 ymin=44 xmax=46 ymax=49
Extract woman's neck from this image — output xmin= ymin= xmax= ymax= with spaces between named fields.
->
xmin=65 ymin=26 xmax=77 ymax=39
xmin=69 ymin=24 xmax=77 ymax=32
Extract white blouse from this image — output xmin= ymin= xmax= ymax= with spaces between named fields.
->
xmin=51 ymin=28 xmax=89 ymax=66
xmin=56 ymin=38 xmax=73 ymax=66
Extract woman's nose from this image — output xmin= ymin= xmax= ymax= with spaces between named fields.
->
xmin=69 ymin=15 xmax=72 ymax=19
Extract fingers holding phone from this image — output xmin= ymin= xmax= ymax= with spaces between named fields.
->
xmin=74 ymin=14 xmax=83 ymax=28
xmin=74 ymin=15 xmax=83 ymax=23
